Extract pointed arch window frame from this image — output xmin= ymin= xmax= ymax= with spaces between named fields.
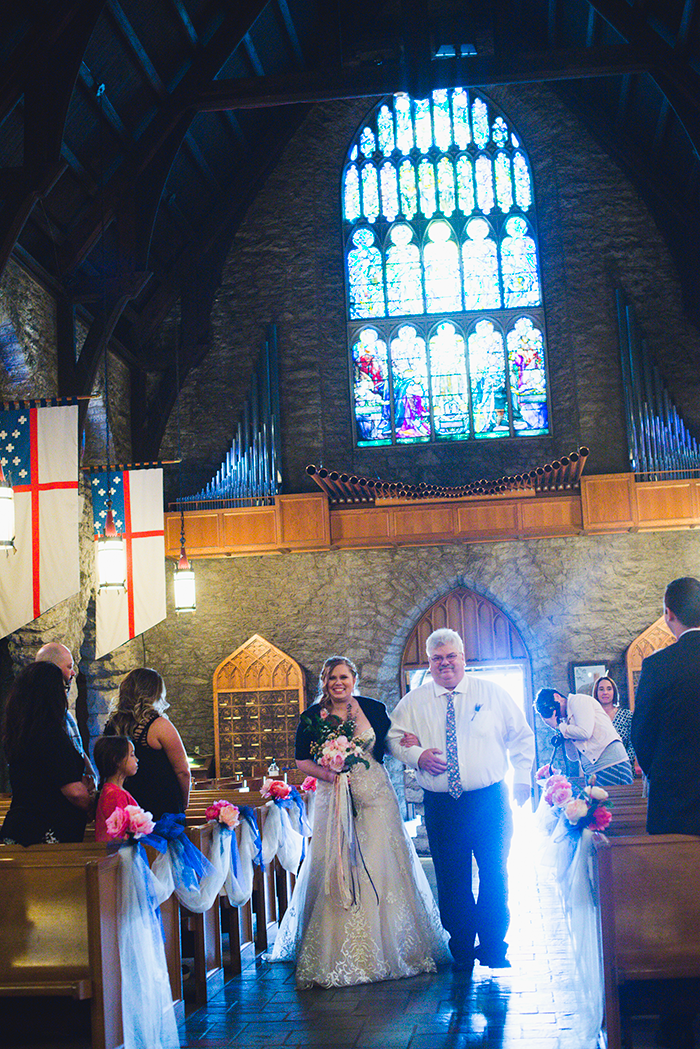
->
xmin=342 ymin=88 xmax=552 ymax=448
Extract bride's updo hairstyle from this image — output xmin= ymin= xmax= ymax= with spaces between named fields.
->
xmin=318 ymin=656 xmax=358 ymax=712
xmin=108 ymin=667 xmax=169 ymax=736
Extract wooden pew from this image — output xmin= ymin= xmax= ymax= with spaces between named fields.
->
xmin=0 ymin=845 xmax=122 ymax=1049
xmin=0 ymin=842 xmax=184 ymax=1037
xmin=594 ymin=833 xmax=700 ymax=1049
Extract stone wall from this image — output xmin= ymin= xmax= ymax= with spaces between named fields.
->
xmin=164 ymin=84 xmax=700 ymax=495
xmin=143 ymin=527 xmax=689 ymax=788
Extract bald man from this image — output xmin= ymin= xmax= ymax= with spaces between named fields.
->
xmin=36 ymin=643 xmax=97 ymax=789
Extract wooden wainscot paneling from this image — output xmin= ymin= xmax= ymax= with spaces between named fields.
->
xmin=580 ymin=474 xmax=637 ymax=532
xmin=330 ymin=506 xmax=393 ymax=546
xmin=635 ymin=480 xmax=700 ymax=529
xmin=390 ymin=503 xmax=456 ymax=543
xmin=275 ymin=493 xmax=330 ymax=550
xmin=165 ymin=511 xmax=221 ymax=555
xmin=455 ymin=499 xmax=521 ymax=540
xmin=519 ymin=494 xmax=582 ymax=536
xmin=221 ymin=506 xmax=278 ymax=552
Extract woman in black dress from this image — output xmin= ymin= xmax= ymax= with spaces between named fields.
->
xmin=1 ymin=662 xmax=91 ymax=844
xmin=104 ymin=667 xmax=190 ymax=819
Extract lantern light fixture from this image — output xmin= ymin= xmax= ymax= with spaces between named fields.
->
xmin=0 ymin=463 xmax=15 ymax=549
xmin=96 ymin=498 xmax=127 ymax=590
xmin=173 ymin=511 xmax=196 ymax=612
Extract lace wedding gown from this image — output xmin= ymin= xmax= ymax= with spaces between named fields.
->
xmin=269 ymin=728 xmax=449 ymax=988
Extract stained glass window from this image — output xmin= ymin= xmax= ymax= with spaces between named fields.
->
xmin=352 ymin=329 xmax=392 ymax=444
xmin=343 ymin=89 xmax=548 ymax=445
xmin=386 ymin=225 xmax=423 ymax=315
xmin=391 ymin=326 xmax=431 ymax=443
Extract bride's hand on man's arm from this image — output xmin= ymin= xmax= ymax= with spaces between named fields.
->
xmin=400 ymin=732 xmax=421 ymax=748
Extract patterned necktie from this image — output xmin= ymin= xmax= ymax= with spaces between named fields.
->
xmin=445 ymin=691 xmax=463 ymax=799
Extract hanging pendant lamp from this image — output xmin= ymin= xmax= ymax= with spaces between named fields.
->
xmin=173 ymin=512 xmax=196 ymax=612
xmin=0 ymin=463 xmax=15 ymax=548
xmin=96 ymin=499 xmax=127 ymax=590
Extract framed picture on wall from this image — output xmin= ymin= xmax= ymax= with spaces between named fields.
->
xmin=569 ymin=662 xmax=607 ymax=695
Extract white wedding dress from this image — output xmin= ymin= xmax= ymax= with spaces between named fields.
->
xmin=269 ymin=728 xmax=449 ymax=988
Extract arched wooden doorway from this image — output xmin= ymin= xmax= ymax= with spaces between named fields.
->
xmin=401 ymin=587 xmax=532 ymax=720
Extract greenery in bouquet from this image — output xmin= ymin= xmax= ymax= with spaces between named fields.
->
xmin=304 ymin=708 xmax=370 ymax=772
xmin=539 ymin=766 xmax=613 ymax=833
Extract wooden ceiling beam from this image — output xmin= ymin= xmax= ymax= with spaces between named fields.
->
xmin=193 ymin=45 xmax=649 ymax=111
xmin=58 ymin=0 xmax=271 ymax=277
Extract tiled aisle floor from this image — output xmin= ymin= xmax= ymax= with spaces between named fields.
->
xmin=178 ymin=809 xmax=608 ymax=1049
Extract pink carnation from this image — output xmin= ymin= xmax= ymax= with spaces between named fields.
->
xmin=205 ymin=800 xmax=226 ymax=821
xmin=301 ymin=776 xmax=317 ymax=793
xmin=591 ymin=806 xmax=612 ymax=831
xmin=105 ymin=806 xmax=129 ymax=839
xmin=261 ymin=778 xmax=292 ymax=800
xmin=125 ymin=805 xmax=155 ymax=838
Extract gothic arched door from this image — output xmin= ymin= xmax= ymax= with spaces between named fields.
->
xmin=401 ymin=587 xmax=533 ymax=728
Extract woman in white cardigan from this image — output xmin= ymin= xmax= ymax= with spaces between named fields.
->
xmin=535 ymin=688 xmax=634 ymax=786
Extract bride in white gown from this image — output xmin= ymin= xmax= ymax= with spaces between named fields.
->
xmin=269 ymin=656 xmax=449 ymax=988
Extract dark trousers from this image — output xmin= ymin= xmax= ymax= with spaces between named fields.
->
xmin=423 ymin=781 xmax=513 ymax=965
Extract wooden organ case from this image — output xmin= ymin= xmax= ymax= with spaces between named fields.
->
xmin=213 ymin=635 xmax=304 ymax=778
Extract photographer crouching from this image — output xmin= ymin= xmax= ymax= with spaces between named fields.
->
xmin=535 ymin=688 xmax=634 ymax=787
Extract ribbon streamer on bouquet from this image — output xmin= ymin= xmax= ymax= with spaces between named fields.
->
xmin=323 ymin=773 xmax=378 ymax=910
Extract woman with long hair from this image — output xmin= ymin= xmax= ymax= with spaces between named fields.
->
xmin=593 ymin=675 xmax=641 ymax=776
xmin=1 ymin=662 xmax=91 ymax=844
xmin=104 ymin=667 xmax=190 ymax=819
xmin=269 ymin=656 xmax=448 ymax=988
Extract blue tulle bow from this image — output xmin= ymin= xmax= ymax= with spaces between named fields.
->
xmin=240 ymin=806 xmax=264 ymax=868
xmin=154 ymin=812 xmax=215 ymax=890
xmin=274 ymin=788 xmax=309 ymax=863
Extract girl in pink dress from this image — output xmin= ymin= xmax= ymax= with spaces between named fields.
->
xmin=94 ymin=736 xmax=139 ymax=842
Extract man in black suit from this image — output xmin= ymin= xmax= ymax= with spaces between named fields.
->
xmin=632 ymin=576 xmax=700 ymax=835
xmin=632 ymin=576 xmax=700 ymax=1049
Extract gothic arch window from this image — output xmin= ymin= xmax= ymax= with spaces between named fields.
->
xmin=343 ymin=89 xmax=550 ymax=447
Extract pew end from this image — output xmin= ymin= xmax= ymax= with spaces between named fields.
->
xmin=595 ymin=833 xmax=700 ymax=1049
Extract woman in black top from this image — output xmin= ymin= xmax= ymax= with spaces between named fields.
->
xmin=1 ymin=662 xmax=91 ymax=845
xmin=104 ymin=667 xmax=190 ymax=819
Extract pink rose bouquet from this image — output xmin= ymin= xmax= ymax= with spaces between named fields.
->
xmin=105 ymin=803 xmax=155 ymax=841
xmin=205 ymin=800 xmax=241 ymax=828
xmin=261 ymin=778 xmax=292 ymax=800
xmin=544 ymin=775 xmax=573 ymax=807
xmin=306 ymin=711 xmax=369 ymax=774
xmin=301 ymin=776 xmax=317 ymax=793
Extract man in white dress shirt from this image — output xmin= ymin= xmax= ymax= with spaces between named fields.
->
xmin=388 ymin=628 xmax=535 ymax=971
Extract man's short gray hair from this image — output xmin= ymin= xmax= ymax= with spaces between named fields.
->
xmin=426 ymin=629 xmax=465 ymax=657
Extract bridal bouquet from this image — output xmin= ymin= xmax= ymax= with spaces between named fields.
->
xmin=105 ymin=803 xmax=156 ymax=841
xmin=541 ymin=771 xmax=613 ymax=832
xmin=308 ymin=711 xmax=369 ymax=773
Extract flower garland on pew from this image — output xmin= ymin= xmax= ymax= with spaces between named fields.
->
xmin=259 ymin=779 xmax=312 ymax=870
xmin=537 ymin=765 xmax=613 ymax=834
xmin=535 ymin=767 xmax=609 ymax=1046
xmin=104 ymin=804 xmax=182 ymax=1049
xmin=205 ymin=799 xmax=264 ymax=907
